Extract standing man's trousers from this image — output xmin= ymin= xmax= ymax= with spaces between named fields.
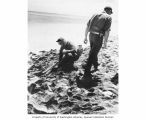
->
xmin=85 ymin=32 xmax=103 ymax=72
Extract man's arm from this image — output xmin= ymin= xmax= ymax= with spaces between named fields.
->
xmin=62 ymin=49 xmax=76 ymax=54
xmin=62 ymin=44 xmax=76 ymax=54
xmin=103 ymin=29 xmax=110 ymax=48
xmin=84 ymin=26 xmax=89 ymax=44
xmin=84 ymin=14 xmax=97 ymax=44
xmin=103 ymin=16 xmax=112 ymax=48
xmin=58 ymin=48 xmax=63 ymax=68
xmin=59 ymin=47 xmax=63 ymax=62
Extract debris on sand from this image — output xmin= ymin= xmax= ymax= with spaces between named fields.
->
xmin=28 ymin=36 xmax=118 ymax=114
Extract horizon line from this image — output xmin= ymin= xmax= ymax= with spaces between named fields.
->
xmin=28 ymin=11 xmax=89 ymax=18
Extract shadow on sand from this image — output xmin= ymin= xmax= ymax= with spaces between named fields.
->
xmin=76 ymin=72 xmax=101 ymax=89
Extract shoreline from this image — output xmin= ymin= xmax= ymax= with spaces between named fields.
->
xmin=28 ymin=35 xmax=118 ymax=54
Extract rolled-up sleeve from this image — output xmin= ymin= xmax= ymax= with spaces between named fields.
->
xmin=104 ymin=17 xmax=112 ymax=32
xmin=87 ymin=14 xmax=96 ymax=27
xmin=69 ymin=44 xmax=76 ymax=52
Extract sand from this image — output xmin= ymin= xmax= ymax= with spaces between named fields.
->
xmin=27 ymin=35 xmax=118 ymax=114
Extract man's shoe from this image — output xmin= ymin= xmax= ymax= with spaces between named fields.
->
xmin=91 ymin=67 xmax=99 ymax=73
xmin=82 ymin=64 xmax=87 ymax=69
xmin=72 ymin=65 xmax=78 ymax=71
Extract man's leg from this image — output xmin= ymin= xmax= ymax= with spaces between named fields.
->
xmin=84 ymin=33 xmax=96 ymax=72
xmin=84 ymin=33 xmax=103 ymax=72
xmin=59 ymin=53 xmax=75 ymax=71
xmin=92 ymin=35 xmax=103 ymax=70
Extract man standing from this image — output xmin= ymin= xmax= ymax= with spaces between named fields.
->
xmin=56 ymin=37 xmax=77 ymax=71
xmin=84 ymin=6 xmax=113 ymax=73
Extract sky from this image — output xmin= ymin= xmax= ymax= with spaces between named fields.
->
xmin=28 ymin=0 xmax=118 ymax=19
xmin=28 ymin=0 xmax=118 ymax=52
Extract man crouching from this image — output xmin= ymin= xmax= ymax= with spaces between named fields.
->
xmin=56 ymin=37 xmax=78 ymax=72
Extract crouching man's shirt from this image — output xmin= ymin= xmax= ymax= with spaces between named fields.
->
xmin=59 ymin=41 xmax=76 ymax=62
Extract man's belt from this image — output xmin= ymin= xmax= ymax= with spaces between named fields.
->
xmin=90 ymin=31 xmax=104 ymax=36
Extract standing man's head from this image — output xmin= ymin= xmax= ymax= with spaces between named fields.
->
xmin=104 ymin=6 xmax=113 ymax=15
xmin=56 ymin=37 xmax=65 ymax=46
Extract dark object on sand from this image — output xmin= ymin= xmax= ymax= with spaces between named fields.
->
xmin=72 ymin=104 xmax=81 ymax=111
xmin=42 ymin=62 xmax=58 ymax=75
xmin=76 ymin=73 xmax=98 ymax=89
xmin=88 ymin=88 xmax=95 ymax=92
xmin=41 ymin=96 xmax=58 ymax=108
xmin=73 ymin=94 xmax=82 ymax=100
xmin=111 ymin=73 xmax=118 ymax=85
xmin=87 ymin=92 xmax=96 ymax=97
xmin=59 ymin=100 xmax=74 ymax=108
xmin=92 ymin=106 xmax=105 ymax=111
xmin=28 ymin=104 xmax=48 ymax=114
xmin=28 ymin=83 xmax=41 ymax=94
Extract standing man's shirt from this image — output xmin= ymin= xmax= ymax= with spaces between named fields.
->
xmin=87 ymin=11 xmax=112 ymax=35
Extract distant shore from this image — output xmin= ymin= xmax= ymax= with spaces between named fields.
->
xmin=28 ymin=11 xmax=89 ymax=23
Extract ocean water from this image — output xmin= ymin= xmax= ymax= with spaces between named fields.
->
xmin=28 ymin=13 xmax=118 ymax=53
xmin=28 ymin=22 xmax=87 ymax=52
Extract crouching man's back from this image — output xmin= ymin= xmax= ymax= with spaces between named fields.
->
xmin=56 ymin=37 xmax=78 ymax=72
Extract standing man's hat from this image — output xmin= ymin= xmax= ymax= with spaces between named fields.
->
xmin=104 ymin=6 xmax=113 ymax=13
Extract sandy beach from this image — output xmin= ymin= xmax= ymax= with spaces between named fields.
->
xmin=28 ymin=35 xmax=118 ymax=114
xmin=28 ymin=11 xmax=118 ymax=114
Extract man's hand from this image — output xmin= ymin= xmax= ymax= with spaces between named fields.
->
xmin=102 ymin=43 xmax=107 ymax=49
xmin=103 ymin=30 xmax=110 ymax=49
xmin=62 ymin=49 xmax=68 ymax=54
xmin=84 ymin=38 xmax=88 ymax=44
